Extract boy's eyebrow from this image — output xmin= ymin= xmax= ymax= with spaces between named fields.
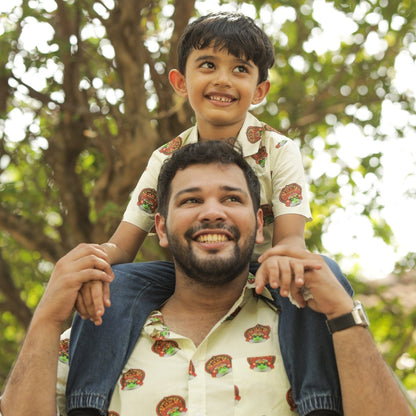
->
xmin=194 ymin=54 xmax=254 ymax=68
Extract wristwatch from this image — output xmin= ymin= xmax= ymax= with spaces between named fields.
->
xmin=326 ymin=300 xmax=370 ymax=334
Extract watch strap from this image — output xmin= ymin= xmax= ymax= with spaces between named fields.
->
xmin=326 ymin=301 xmax=369 ymax=334
xmin=326 ymin=312 xmax=358 ymax=334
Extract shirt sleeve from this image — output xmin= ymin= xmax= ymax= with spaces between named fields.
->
xmin=122 ymin=149 xmax=167 ymax=233
xmin=269 ymin=136 xmax=312 ymax=221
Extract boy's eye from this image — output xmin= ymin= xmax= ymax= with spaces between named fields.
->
xmin=233 ymin=65 xmax=248 ymax=73
xmin=200 ymin=61 xmax=215 ymax=69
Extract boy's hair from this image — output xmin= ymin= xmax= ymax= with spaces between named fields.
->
xmin=157 ymin=140 xmax=261 ymax=217
xmin=177 ymin=12 xmax=275 ymax=83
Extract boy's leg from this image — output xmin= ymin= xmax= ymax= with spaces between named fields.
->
xmin=66 ymin=261 xmax=175 ymax=415
xmin=251 ymin=256 xmax=352 ymax=416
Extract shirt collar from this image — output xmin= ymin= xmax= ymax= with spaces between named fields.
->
xmin=182 ymin=112 xmax=263 ymax=157
xmin=144 ymin=272 xmax=276 ymax=335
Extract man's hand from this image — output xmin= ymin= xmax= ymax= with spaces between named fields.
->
xmin=35 ymin=243 xmax=114 ymax=328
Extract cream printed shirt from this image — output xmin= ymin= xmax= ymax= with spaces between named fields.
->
xmin=56 ymin=276 xmax=299 ymax=416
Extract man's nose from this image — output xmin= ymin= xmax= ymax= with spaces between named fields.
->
xmin=198 ymin=199 xmax=227 ymax=222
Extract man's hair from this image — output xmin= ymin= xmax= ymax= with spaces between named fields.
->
xmin=177 ymin=12 xmax=275 ymax=84
xmin=157 ymin=140 xmax=261 ymax=217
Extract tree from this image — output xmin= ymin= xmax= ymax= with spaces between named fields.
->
xmin=0 ymin=0 xmax=415 ymax=403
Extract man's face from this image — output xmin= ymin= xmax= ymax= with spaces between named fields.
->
xmin=156 ymin=163 xmax=263 ymax=285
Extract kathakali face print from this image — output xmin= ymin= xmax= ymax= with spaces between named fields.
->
xmin=151 ymin=339 xmax=180 ymax=357
xmin=205 ymin=354 xmax=233 ymax=378
xmin=158 ymin=137 xmax=183 ymax=155
xmin=286 ymin=388 xmax=297 ymax=411
xmin=156 ymin=395 xmax=187 ymax=416
xmin=58 ymin=338 xmax=69 ymax=363
xmin=251 ymin=146 xmax=267 ymax=167
xmin=244 ymin=324 xmax=271 ymax=343
xmin=120 ymin=368 xmax=145 ymax=390
xmin=279 ymin=183 xmax=303 ymax=207
xmin=247 ymin=355 xmax=276 ymax=372
xmin=137 ymin=188 xmax=158 ymax=213
xmin=260 ymin=204 xmax=274 ymax=225
xmin=246 ymin=126 xmax=263 ymax=143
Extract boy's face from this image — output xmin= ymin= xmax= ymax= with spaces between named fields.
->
xmin=169 ymin=46 xmax=270 ymax=138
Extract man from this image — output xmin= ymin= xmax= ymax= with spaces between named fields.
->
xmin=0 ymin=141 xmax=411 ymax=416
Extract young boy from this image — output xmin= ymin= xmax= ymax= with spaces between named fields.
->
xmin=67 ymin=12 xmax=350 ymax=416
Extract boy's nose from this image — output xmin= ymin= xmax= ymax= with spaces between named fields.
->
xmin=213 ymin=69 xmax=231 ymax=87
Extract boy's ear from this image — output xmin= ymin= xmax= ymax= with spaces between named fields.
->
xmin=252 ymin=79 xmax=271 ymax=105
xmin=155 ymin=213 xmax=169 ymax=248
xmin=169 ymin=69 xmax=188 ymax=97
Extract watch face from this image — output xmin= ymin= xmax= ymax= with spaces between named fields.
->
xmin=352 ymin=301 xmax=370 ymax=327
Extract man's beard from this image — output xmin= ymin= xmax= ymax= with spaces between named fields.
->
xmin=166 ymin=222 xmax=256 ymax=286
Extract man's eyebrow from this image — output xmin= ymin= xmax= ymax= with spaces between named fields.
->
xmin=174 ymin=185 xmax=248 ymax=198
xmin=173 ymin=187 xmax=202 ymax=199
xmin=220 ymin=185 xmax=248 ymax=195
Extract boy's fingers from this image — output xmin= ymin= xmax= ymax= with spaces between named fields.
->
xmin=90 ymin=282 xmax=105 ymax=318
xmin=277 ymin=258 xmax=293 ymax=297
xmin=103 ymin=282 xmax=111 ymax=307
xmin=75 ymin=295 xmax=88 ymax=320
xmin=291 ymin=260 xmax=305 ymax=287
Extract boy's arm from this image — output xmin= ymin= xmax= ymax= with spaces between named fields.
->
xmin=255 ymin=214 xmax=308 ymax=299
xmin=272 ymin=213 xmax=306 ymax=248
xmin=102 ymin=221 xmax=148 ymax=264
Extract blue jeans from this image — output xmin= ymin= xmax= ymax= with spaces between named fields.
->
xmin=67 ymin=257 xmax=352 ymax=416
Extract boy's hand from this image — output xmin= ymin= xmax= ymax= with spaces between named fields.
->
xmin=255 ymin=253 xmax=320 ymax=307
xmin=75 ymin=280 xmax=111 ymax=326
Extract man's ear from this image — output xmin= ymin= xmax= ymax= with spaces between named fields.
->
xmin=255 ymin=208 xmax=265 ymax=244
xmin=252 ymin=79 xmax=270 ymax=105
xmin=169 ymin=69 xmax=188 ymax=98
xmin=155 ymin=213 xmax=169 ymax=248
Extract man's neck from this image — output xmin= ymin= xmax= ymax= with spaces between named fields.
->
xmin=160 ymin=271 xmax=249 ymax=346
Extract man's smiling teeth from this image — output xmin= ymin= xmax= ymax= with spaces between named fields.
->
xmin=209 ymin=95 xmax=233 ymax=103
xmin=196 ymin=233 xmax=228 ymax=243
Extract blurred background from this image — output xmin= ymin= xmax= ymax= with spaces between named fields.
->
xmin=0 ymin=0 xmax=415 ymax=409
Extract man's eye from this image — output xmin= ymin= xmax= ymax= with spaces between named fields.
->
xmin=225 ymin=196 xmax=242 ymax=203
xmin=181 ymin=198 xmax=199 ymax=205
xmin=200 ymin=61 xmax=215 ymax=69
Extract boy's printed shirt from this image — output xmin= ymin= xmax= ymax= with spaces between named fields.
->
xmin=123 ymin=112 xmax=312 ymax=261
xmin=56 ymin=275 xmax=299 ymax=416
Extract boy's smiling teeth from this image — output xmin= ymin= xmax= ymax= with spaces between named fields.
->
xmin=209 ymin=95 xmax=233 ymax=103
xmin=196 ymin=233 xmax=229 ymax=243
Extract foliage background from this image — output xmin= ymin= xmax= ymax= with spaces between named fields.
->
xmin=0 ymin=0 xmax=415 ymax=408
